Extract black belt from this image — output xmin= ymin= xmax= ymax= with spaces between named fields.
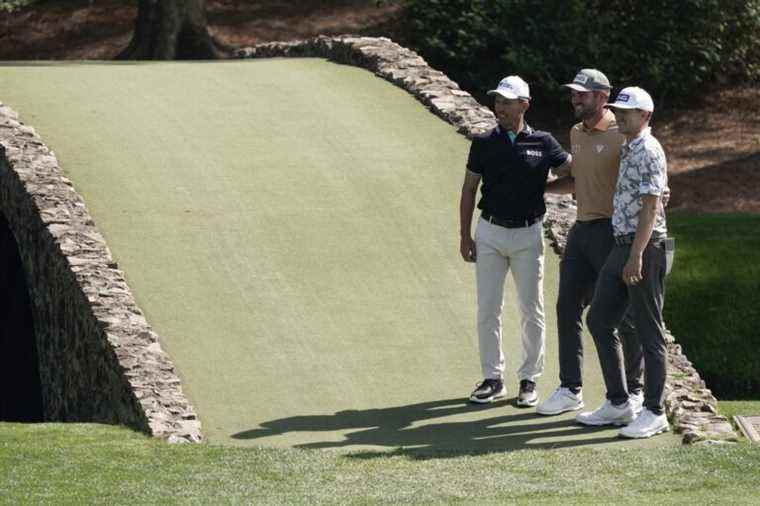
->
xmin=614 ymin=234 xmax=666 ymax=246
xmin=482 ymin=212 xmax=543 ymax=229
xmin=576 ymin=218 xmax=611 ymax=226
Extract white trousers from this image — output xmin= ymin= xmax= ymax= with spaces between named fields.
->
xmin=475 ymin=217 xmax=545 ymax=382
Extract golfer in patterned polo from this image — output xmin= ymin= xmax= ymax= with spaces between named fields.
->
xmin=576 ymin=86 xmax=671 ymax=438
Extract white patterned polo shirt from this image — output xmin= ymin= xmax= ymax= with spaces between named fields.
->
xmin=612 ymin=127 xmax=668 ymax=237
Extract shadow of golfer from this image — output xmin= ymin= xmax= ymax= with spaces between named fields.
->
xmin=232 ymin=397 xmax=624 ymax=456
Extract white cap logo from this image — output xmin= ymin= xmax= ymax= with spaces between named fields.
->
xmin=605 ymin=87 xmax=654 ymax=112
xmin=574 ymin=74 xmax=589 ymax=84
xmin=487 ymin=75 xmax=530 ymax=100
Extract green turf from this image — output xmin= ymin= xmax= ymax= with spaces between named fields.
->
xmin=1 ymin=423 xmax=759 ymax=505
xmin=664 ymin=212 xmax=760 ymax=399
xmin=0 ymin=60 xmax=677 ymax=449
xmin=719 ymin=401 xmax=760 ymax=422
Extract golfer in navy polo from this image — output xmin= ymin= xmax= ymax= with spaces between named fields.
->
xmin=460 ymin=76 xmax=570 ymax=406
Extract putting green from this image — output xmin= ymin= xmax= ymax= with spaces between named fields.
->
xmin=0 ymin=59 xmax=677 ymax=450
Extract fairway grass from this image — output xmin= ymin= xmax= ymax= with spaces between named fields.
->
xmin=0 ymin=59 xmax=679 ymax=450
xmin=1 ymin=423 xmax=759 ymax=505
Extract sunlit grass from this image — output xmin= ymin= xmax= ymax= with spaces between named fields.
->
xmin=2 ymin=422 xmax=760 ymax=504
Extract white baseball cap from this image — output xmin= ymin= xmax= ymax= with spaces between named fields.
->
xmin=605 ymin=86 xmax=654 ymax=112
xmin=487 ymin=75 xmax=530 ymax=101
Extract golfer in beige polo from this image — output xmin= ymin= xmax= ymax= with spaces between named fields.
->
xmin=537 ymin=69 xmax=644 ymax=416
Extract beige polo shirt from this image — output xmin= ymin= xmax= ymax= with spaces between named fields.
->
xmin=570 ymin=110 xmax=625 ymax=221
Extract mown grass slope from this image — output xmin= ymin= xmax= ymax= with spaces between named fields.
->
xmin=0 ymin=59 xmax=668 ymax=449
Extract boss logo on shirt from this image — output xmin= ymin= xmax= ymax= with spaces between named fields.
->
xmin=523 ymin=149 xmax=543 ymax=158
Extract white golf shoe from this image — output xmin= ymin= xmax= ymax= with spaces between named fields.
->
xmin=620 ymin=408 xmax=670 ymax=438
xmin=629 ymin=391 xmax=644 ymax=416
xmin=576 ymin=400 xmax=635 ymax=426
xmin=536 ymin=386 xmax=584 ymax=415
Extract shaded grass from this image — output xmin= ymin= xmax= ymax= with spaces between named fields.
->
xmin=1 ymin=423 xmax=760 ymax=505
xmin=664 ymin=212 xmax=760 ymax=399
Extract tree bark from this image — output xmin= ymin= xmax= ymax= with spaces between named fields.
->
xmin=117 ymin=0 xmax=230 ymax=60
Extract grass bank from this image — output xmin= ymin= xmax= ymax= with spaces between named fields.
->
xmin=0 ymin=60 xmax=640 ymax=450
xmin=719 ymin=400 xmax=760 ymax=423
xmin=664 ymin=212 xmax=760 ymax=399
xmin=1 ymin=423 xmax=759 ymax=505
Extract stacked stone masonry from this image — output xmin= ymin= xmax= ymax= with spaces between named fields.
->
xmin=0 ymin=35 xmax=735 ymax=445
xmin=0 ymin=102 xmax=201 ymax=443
xmin=239 ymin=35 xmax=738 ymax=445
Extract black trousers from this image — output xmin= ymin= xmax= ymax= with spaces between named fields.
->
xmin=587 ymin=240 xmax=668 ymax=414
xmin=556 ymin=220 xmax=644 ymax=392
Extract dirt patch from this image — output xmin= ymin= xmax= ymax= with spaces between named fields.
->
xmin=0 ymin=1 xmax=135 ymax=60
xmin=656 ymin=86 xmax=760 ymax=213
xmin=208 ymin=0 xmax=404 ymax=48
xmin=1 ymin=0 xmax=758 ymax=214
xmin=0 ymin=0 xmax=403 ymax=60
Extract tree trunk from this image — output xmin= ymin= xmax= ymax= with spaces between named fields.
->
xmin=117 ymin=0 xmax=229 ymax=60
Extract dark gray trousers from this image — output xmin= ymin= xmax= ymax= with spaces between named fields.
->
xmin=557 ymin=220 xmax=644 ymax=392
xmin=587 ymin=240 xmax=668 ymax=414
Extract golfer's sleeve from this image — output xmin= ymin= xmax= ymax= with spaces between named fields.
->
xmin=547 ymin=135 xmax=570 ymax=168
xmin=639 ymin=144 xmax=668 ymax=196
xmin=466 ymin=138 xmax=484 ymax=176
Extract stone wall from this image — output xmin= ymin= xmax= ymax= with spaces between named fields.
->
xmin=239 ymin=35 xmax=738 ymax=444
xmin=0 ymin=103 xmax=201 ymax=443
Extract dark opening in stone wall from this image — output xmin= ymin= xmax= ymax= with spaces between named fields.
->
xmin=0 ymin=212 xmax=43 ymax=422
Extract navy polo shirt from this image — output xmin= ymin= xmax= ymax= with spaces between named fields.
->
xmin=467 ymin=124 xmax=569 ymax=220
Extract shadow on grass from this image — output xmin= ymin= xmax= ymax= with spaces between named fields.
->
xmin=663 ymin=212 xmax=760 ymax=399
xmin=232 ymin=397 xmax=627 ymax=457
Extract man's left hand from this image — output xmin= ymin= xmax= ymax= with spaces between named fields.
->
xmin=622 ymin=253 xmax=643 ymax=285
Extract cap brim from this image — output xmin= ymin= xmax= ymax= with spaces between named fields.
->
xmin=487 ymin=89 xmax=526 ymax=100
xmin=564 ymin=83 xmax=612 ymax=92
xmin=605 ymin=103 xmax=638 ymax=109
xmin=563 ymin=83 xmax=593 ymax=92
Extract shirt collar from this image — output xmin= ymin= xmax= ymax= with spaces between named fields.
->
xmin=622 ymin=126 xmax=652 ymax=151
xmin=494 ymin=123 xmax=534 ymax=137
xmin=582 ymin=110 xmax=615 ymax=132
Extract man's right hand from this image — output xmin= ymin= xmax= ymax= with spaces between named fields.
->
xmin=460 ymin=236 xmax=477 ymax=262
